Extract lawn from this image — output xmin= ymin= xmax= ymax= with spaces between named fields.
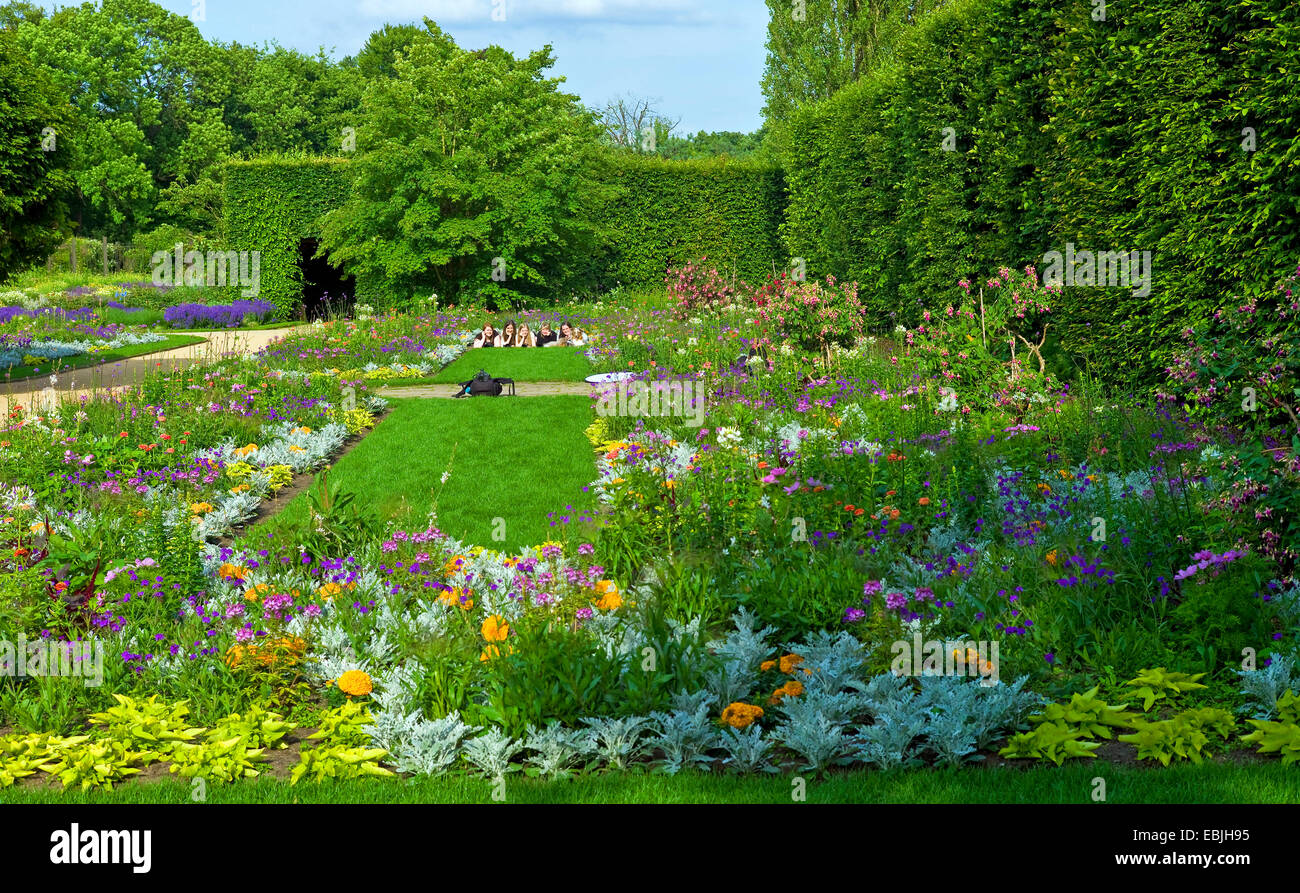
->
xmin=0 ymin=333 xmax=206 ymax=382
xmin=252 ymin=395 xmax=598 ymax=550
xmin=3 ymin=762 xmax=1297 ymax=804
xmin=432 ymin=346 xmax=591 ymax=383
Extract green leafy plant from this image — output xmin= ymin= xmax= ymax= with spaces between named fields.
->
xmin=308 ymin=700 xmax=373 ymax=746
xmin=1241 ymin=689 xmax=1300 ymax=764
xmin=998 ymin=723 xmax=1102 ymax=765
xmin=1125 ymin=667 xmax=1209 ymax=712
xmin=169 ymin=737 xmax=268 ymax=782
xmin=289 ymin=744 xmax=394 ymax=785
xmin=43 ymin=739 xmax=147 ymax=792
xmin=206 ymin=704 xmax=295 ymax=750
xmin=1117 ymin=707 xmax=1235 ymax=766
xmin=1034 ymin=687 xmax=1140 ymax=738
xmin=87 ymin=694 xmax=204 ymax=761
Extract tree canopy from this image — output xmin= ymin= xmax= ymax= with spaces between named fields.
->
xmin=317 ymin=30 xmax=613 ymax=307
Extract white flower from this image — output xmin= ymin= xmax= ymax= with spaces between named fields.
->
xmin=716 ymin=427 xmax=743 ymax=449
xmin=440 ymin=471 xmax=451 ymax=484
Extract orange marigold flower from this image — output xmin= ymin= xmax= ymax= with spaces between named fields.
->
xmin=720 ymin=702 xmax=764 ymax=729
xmin=918 ymin=496 xmax=930 ymax=506
xmin=760 ymin=660 xmax=776 ymax=672
xmin=337 ymin=670 xmax=374 ymax=697
xmin=778 ymin=653 xmax=805 ymax=674
xmin=1045 ymin=549 xmax=1058 ymax=566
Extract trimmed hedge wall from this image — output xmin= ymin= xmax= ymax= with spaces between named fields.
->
xmin=782 ymin=0 xmax=1300 ymax=381
xmin=224 ymin=152 xmax=785 ymax=313
xmin=591 ymin=155 xmax=787 ymax=289
xmin=222 ymin=155 xmax=362 ymax=318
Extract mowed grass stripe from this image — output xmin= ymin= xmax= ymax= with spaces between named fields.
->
xmin=432 ymin=346 xmax=591 ymax=383
xmin=4 ymin=762 xmax=1298 ymax=804
xmin=256 ymin=396 xmax=597 ymax=551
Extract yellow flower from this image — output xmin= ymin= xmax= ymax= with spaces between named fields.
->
xmin=481 ymin=614 xmax=510 ymax=643
xmin=443 ymin=555 xmax=468 ymax=577
xmin=337 ymin=670 xmax=374 ymax=697
xmin=191 ymin=502 xmax=215 ymax=515
xmin=293 ymin=426 xmax=312 ymax=435
xmin=318 ymin=582 xmax=343 ymax=599
xmin=234 ymin=443 xmax=259 ymax=457
xmin=1045 ymin=549 xmax=1058 ymax=566
xmin=720 ymin=702 xmax=764 ymax=729
xmin=244 ymin=582 xmax=271 ymax=602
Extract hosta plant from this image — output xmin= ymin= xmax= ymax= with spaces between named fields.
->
xmin=1125 ymin=668 xmax=1208 ymax=713
xmin=1117 ymin=708 xmax=1236 ymax=766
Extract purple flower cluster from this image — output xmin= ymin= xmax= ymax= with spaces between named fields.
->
xmin=1173 ymin=548 xmax=1248 ymax=582
xmin=0 ymin=306 xmax=95 ymax=324
xmin=164 ymin=300 xmax=274 ymax=329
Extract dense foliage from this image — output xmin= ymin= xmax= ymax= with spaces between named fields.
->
xmin=780 ymin=0 xmax=1300 ymax=382
xmin=0 ymin=30 xmax=74 ymax=279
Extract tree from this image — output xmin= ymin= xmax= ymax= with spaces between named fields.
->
xmin=352 ymin=21 xmax=454 ymax=80
xmin=318 ymin=32 xmax=614 ymax=307
xmin=0 ymin=1 xmax=44 ymax=31
xmin=761 ymin=0 xmax=951 ymax=139
xmin=598 ymin=93 xmax=679 ymax=151
xmin=15 ymin=0 xmax=233 ymax=239
xmin=0 ymin=30 xmax=73 ymax=278
xmin=657 ymin=128 xmax=769 ymax=161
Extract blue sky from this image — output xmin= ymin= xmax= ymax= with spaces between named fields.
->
xmin=133 ymin=0 xmax=769 ymax=133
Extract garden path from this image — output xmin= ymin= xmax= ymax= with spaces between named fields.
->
xmin=377 ymin=381 xmax=594 ymax=399
xmin=0 ymin=327 xmax=305 ymax=417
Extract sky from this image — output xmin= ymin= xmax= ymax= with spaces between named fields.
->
xmin=111 ymin=0 xmax=770 ymax=134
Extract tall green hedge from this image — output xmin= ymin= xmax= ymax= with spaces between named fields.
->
xmin=224 ymin=152 xmax=785 ymax=311
xmin=591 ymin=154 xmax=787 ymax=289
xmin=222 ymin=155 xmax=358 ymax=317
xmin=782 ymin=0 xmax=1300 ymax=381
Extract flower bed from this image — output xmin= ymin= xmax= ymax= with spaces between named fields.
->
xmin=0 ymin=264 xmax=1297 ymax=797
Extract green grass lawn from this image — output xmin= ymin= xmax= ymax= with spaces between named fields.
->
xmin=0 ymin=333 xmax=206 ymax=383
xmin=254 ymin=396 xmax=598 ymax=550
xmin=4 ymin=762 xmax=1297 ymax=804
xmin=432 ymin=346 xmax=591 ymax=383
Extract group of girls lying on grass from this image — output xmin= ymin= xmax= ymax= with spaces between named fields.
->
xmin=470 ymin=320 xmax=587 ymax=348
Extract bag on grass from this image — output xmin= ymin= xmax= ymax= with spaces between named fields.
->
xmin=466 ymin=369 xmax=502 ymax=397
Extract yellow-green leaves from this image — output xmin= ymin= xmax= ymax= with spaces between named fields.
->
xmin=1125 ymin=668 xmax=1208 ymax=712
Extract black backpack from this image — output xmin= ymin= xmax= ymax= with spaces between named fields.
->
xmin=468 ymin=369 xmax=502 ymax=397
